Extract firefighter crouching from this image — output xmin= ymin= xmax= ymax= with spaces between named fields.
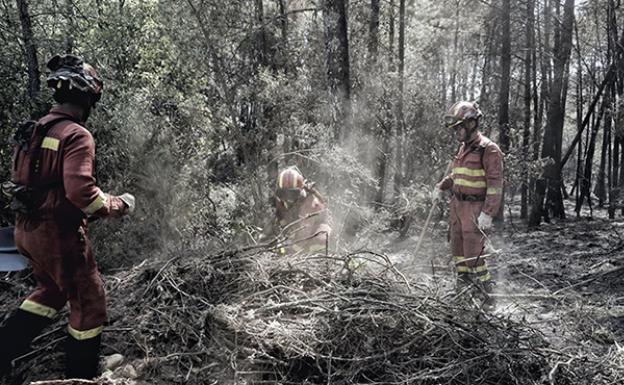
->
xmin=434 ymin=101 xmax=503 ymax=309
xmin=0 ymin=54 xmax=135 ymax=379
xmin=274 ymin=167 xmax=331 ymax=255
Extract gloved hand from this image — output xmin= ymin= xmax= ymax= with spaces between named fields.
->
xmin=477 ymin=212 xmax=493 ymax=231
xmin=432 ymin=186 xmax=443 ymax=202
xmin=119 ymin=193 xmax=135 ymax=214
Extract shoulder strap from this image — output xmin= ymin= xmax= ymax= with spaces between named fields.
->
xmin=479 ymin=139 xmax=491 ymax=168
xmin=27 ymin=116 xmax=78 ymax=181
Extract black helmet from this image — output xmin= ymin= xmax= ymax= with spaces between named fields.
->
xmin=46 ymin=54 xmax=103 ymax=104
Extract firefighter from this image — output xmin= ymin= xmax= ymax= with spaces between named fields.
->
xmin=0 ymin=54 xmax=135 ymax=379
xmin=274 ymin=167 xmax=331 ymax=255
xmin=434 ymin=101 xmax=503 ymax=309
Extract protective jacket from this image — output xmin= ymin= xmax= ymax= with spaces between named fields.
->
xmin=275 ymin=192 xmax=331 ymax=254
xmin=11 ymin=104 xmax=126 ymax=339
xmin=439 ymin=132 xmax=503 ymax=282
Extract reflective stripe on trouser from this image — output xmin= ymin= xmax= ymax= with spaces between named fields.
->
xmin=450 ymin=199 xmax=491 ymax=282
xmin=14 ymin=219 xmax=107 ymax=333
xmin=454 ymin=256 xmax=492 ymax=281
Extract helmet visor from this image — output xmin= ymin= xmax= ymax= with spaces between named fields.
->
xmin=277 ymin=188 xmax=301 ymax=204
xmin=445 ymin=116 xmax=462 ymax=128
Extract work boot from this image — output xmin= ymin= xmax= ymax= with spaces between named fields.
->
xmin=455 ymin=274 xmax=474 ymax=293
xmin=481 ymin=281 xmax=496 ymax=311
xmin=0 ymin=309 xmax=53 ymax=375
xmin=65 ymin=333 xmax=102 ymax=379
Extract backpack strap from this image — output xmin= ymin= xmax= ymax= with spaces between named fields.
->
xmin=469 ymin=138 xmax=491 ymax=170
xmin=24 ymin=116 xmax=78 ymax=183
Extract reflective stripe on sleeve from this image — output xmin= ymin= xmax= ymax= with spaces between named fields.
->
xmin=20 ymin=299 xmax=57 ymax=319
xmin=68 ymin=325 xmax=103 ymax=340
xmin=84 ymin=190 xmax=107 ymax=215
xmin=41 ymin=137 xmax=60 ymax=151
xmin=453 ymin=167 xmax=485 ymax=177
xmin=487 ymin=187 xmax=502 ymax=195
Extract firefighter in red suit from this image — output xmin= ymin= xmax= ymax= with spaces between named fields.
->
xmin=274 ymin=167 xmax=331 ymax=255
xmin=435 ymin=101 xmax=503 ymax=309
xmin=0 ymin=54 xmax=135 ymax=379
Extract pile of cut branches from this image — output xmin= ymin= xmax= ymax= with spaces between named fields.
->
xmin=2 ymin=243 xmax=622 ymax=385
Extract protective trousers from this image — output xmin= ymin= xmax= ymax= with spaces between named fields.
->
xmin=12 ymin=218 xmax=105 ymax=379
xmin=449 ymin=198 xmax=491 ymax=284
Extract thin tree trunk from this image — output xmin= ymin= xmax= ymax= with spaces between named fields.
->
xmin=479 ymin=9 xmax=496 ymax=110
xmin=577 ymin=98 xmax=608 ymax=215
xmin=323 ymin=0 xmax=351 ymax=142
xmin=521 ymin=0 xmax=534 ymax=219
xmin=15 ymin=0 xmax=41 ymax=117
xmin=392 ymin=0 xmax=406 ymax=196
xmin=469 ymin=53 xmax=478 ymax=101
xmin=368 ymin=0 xmax=379 ymax=68
xmin=450 ymin=0 xmax=460 ymax=102
xmin=496 ymin=0 xmax=511 ymax=221
xmin=498 ymin=0 xmax=511 ymax=154
xmin=388 ymin=0 xmax=395 ymax=71
xmin=276 ymin=0 xmax=290 ymax=74
xmin=574 ymin=18 xmax=583 ymax=217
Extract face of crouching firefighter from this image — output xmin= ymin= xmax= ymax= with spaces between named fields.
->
xmin=277 ymin=188 xmax=307 ymax=207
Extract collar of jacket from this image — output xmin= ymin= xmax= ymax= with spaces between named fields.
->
xmin=47 ymin=104 xmax=85 ymax=123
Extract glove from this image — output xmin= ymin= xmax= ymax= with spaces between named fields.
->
xmin=477 ymin=212 xmax=493 ymax=231
xmin=119 ymin=193 xmax=135 ymax=214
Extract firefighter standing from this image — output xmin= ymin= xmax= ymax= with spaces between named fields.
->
xmin=0 ymin=54 xmax=135 ymax=379
xmin=274 ymin=167 xmax=331 ymax=255
xmin=435 ymin=101 xmax=503 ymax=309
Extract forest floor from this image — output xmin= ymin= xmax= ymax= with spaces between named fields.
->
xmin=2 ymin=203 xmax=624 ymax=384
xmin=398 ymin=212 xmax=624 ymax=349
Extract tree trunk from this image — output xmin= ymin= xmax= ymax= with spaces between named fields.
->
xmin=496 ymin=0 xmax=511 ymax=221
xmin=498 ymin=0 xmax=511 ymax=154
xmin=597 ymin=102 xmax=609 ymax=207
xmin=323 ymin=0 xmax=351 ymax=142
xmin=530 ymin=0 xmax=574 ymax=226
xmin=573 ymin=19 xmax=583 ymax=217
xmin=392 ymin=0 xmax=406 ymax=196
xmin=479 ymin=17 xmax=496 ymax=111
xmin=450 ymin=0 xmax=460 ymax=102
xmin=255 ymin=0 xmax=267 ymax=68
xmin=368 ymin=0 xmax=380 ymax=68
xmin=521 ymin=0 xmax=534 ymax=219
xmin=577 ymin=98 xmax=608 ymax=215
xmin=388 ymin=0 xmax=395 ymax=71
xmin=15 ymin=0 xmax=41 ymax=117
xmin=375 ymin=113 xmax=391 ymax=206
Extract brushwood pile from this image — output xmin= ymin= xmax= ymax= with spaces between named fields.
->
xmin=1 ymin=244 xmax=621 ymax=385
